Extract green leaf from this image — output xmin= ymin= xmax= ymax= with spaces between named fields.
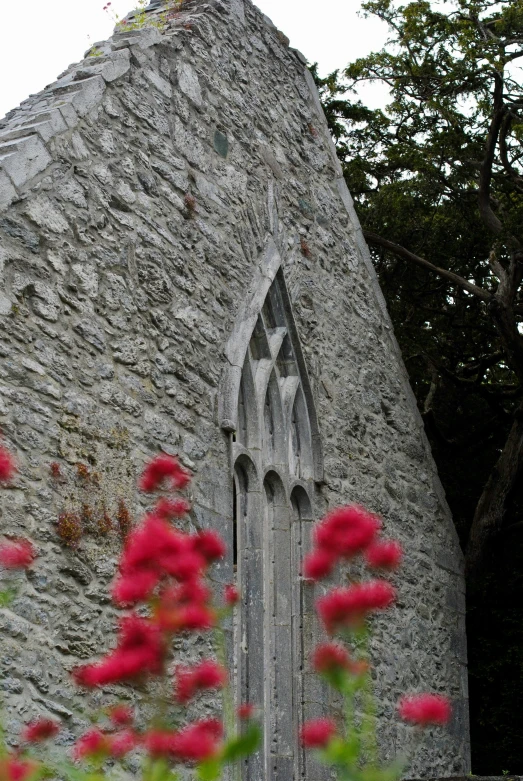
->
xmin=0 ymin=589 xmax=16 ymax=607
xmin=222 ymin=723 xmax=262 ymax=763
xmin=148 ymin=758 xmax=178 ymax=781
xmin=322 ymin=735 xmax=359 ymax=766
xmin=197 ymin=759 xmax=222 ymax=781
xmin=52 ymin=761 xmax=100 ymax=781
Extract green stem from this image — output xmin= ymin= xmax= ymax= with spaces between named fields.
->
xmin=360 ymin=628 xmax=378 ymax=767
xmin=214 ymin=622 xmax=235 ymax=738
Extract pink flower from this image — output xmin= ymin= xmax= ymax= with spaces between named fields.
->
xmin=0 ymin=757 xmax=38 ymax=781
xmin=155 ymin=595 xmax=216 ymax=633
xmin=163 ymin=549 xmax=206 ymax=582
xmin=0 ymin=539 xmax=35 ymax=569
xmin=316 ymin=581 xmax=396 ymax=633
xmin=169 ymin=580 xmax=211 ymax=606
xmin=312 ymin=642 xmax=352 ymax=673
xmin=224 ymin=584 xmax=239 ymax=605
xmin=75 ymin=728 xmax=136 ymax=760
xmin=172 ymin=720 xmax=222 ymax=761
xmin=73 ymin=728 xmax=108 ymax=759
xmin=237 ymin=703 xmax=254 ymax=720
xmin=192 ymin=530 xmax=226 ymax=563
xmin=73 ymin=615 xmax=165 ymax=687
xmin=315 ymin=506 xmax=381 ymax=559
xmin=303 ymin=549 xmax=336 ymax=581
xmin=22 ymin=718 xmax=60 ymax=743
xmin=108 ymin=730 xmax=137 ymax=757
xmin=139 ymin=455 xmax=191 ymax=492
xmin=155 ymin=497 xmax=191 ymax=519
xmin=365 ymin=539 xmax=403 ymax=570
xmin=398 ymin=694 xmax=451 ymax=726
xmin=300 ymin=718 xmax=336 ymax=748
xmin=0 ymin=447 xmax=16 ymax=483
xmin=108 ymin=705 xmax=134 ymax=726
xmin=175 ymin=660 xmax=227 ymax=703
xmin=143 ymin=729 xmax=178 ymax=757
xmin=177 ymin=604 xmax=216 ymax=631
xmin=112 ymin=514 xmax=209 ymax=606
xmin=112 ymin=569 xmax=160 ymax=606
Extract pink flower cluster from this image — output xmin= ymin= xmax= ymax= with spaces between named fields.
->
xmin=398 ymin=693 xmax=451 ymax=725
xmin=73 ymin=614 xmax=165 ymax=687
xmin=0 ymin=447 xmax=252 ymax=774
xmin=300 ymin=718 xmax=337 ymax=748
xmin=22 ymin=718 xmax=60 ymax=743
xmin=0 ymin=757 xmax=38 ymax=781
xmin=138 ymin=454 xmax=191 ymax=493
xmin=73 ymin=457 xmax=231 ymax=689
xmin=302 ymin=505 xmax=401 ymax=632
xmin=0 ymin=539 xmax=35 ymax=569
xmin=299 ymin=504 xmax=451 ymax=754
xmin=0 ymin=445 xmax=16 ymax=483
xmin=303 ymin=505 xmax=402 ymax=581
xmin=144 ymin=719 xmax=223 ymax=762
xmin=312 ymin=642 xmax=368 ymax=677
xmin=317 ymin=581 xmax=396 ymax=633
xmin=72 ymin=717 xmax=225 ymax=764
xmin=69 ymin=454 xmax=243 ymax=765
xmin=174 ymin=660 xmax=227 ymax=704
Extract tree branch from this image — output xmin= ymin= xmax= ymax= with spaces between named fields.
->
xmin=499 ymin=113 xmax=523 ymax=193
xmin=363 ymin=231 xmax=493 ymax=302
xmin=478 ymin=72 xmax=505 ymax=235
xmin=466 ymin=399 xmax=523 ymax=581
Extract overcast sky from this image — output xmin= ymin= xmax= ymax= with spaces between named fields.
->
xmin=0 ymin=0 xmax=389 ymax=120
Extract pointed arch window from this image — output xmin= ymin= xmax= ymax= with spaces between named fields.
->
xmin=220 ymin=241 xmax=323 ymax=781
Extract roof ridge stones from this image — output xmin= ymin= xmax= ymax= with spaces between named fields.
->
xmin=0 ymin=0 xmax=307 ymax=213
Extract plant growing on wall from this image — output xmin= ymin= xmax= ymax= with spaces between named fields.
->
xmin=0 ymin=446 xmax=260 ymax=781
xmin=301 ymin=506 xmax=451 ymax=780
xmin=0 ymin=445 xmax=451 ymax=781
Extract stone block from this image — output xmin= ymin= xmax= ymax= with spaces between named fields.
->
xmin=0 ymin=291 xmax=12 ymax=315
xmin=57 ymin=102 xmax=79 ymax=128
xmin=7 ymin=109 xmax=68 ymax=143
xmin=73 ymin=50 xmax=131 ymax=84
xmin=101 ymin=54 xmax=131 ymax=83
xmin=145 ymin=68 xmax=172 ymax=97
xmin=111 ymin=26 xmax=162 ymax=50
xmin=0 ymin=135 xmax=52 ymax=188
xmin=0 ymin=168 xmax=17 ymax=211
xmin=51 ymin=76 xmax=105 ymax=119
xmin=177 ymin=61 xmax=202 ymax=108
xmin=24 ymin=196 xmax=69 ymax=234
xmin=229 ymin=0 xmax=245 ymax=23
xmin=71 ymin=75 xmax=106 ymax=117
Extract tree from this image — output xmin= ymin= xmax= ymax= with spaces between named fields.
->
xmin=314 ymin=0 xmax=523 ymax=584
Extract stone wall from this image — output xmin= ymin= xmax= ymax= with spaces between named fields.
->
xmin=0 ymin=0 xmax=469 ymax=776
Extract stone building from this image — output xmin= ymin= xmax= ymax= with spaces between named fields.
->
xmin=0 ymin=0 xmax=469 ymax=777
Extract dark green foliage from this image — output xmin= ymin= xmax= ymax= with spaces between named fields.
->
xmin=468 ymin=511 xmax=523 ymax=774
xmin=314 ymin=0 xmax=523 ymax=771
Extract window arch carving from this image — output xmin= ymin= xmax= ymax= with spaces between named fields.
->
xmin=221 ymin=240 xmax=323 ymax=781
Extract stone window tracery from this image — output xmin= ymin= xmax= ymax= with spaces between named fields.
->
xmin=220 ymin=248 xmax=323 ymax=781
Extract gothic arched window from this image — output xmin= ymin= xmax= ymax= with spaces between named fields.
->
xmin=220 ymin=242 xmax=323 ymax=781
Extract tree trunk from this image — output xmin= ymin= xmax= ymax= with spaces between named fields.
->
xmin=465 ymin=399 xmax=523 ymax=583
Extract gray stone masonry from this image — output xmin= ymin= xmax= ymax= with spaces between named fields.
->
xmin=0 ymin=0 xmax=469 ymax=777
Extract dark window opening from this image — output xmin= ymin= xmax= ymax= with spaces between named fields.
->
xmin=232 ymin=478 xmax=238 ymax=573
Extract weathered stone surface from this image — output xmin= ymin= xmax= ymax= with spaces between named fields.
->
xmin=0 ymin=135 xmax=51 ymax=187
xmin=0 ymin=0 xmax=469 ymax=778
xmin=0 ymin=169 xmax=17 ymax=211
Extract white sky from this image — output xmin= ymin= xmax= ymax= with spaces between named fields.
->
xmin=0 ymin=0 xmax=389 ymax=121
